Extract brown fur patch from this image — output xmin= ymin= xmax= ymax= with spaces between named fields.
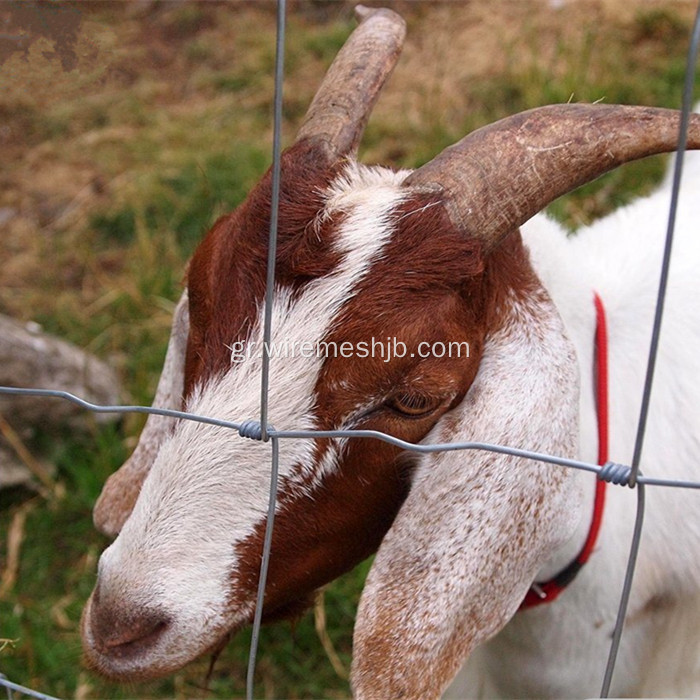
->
xmin=228 ymin=194 xmax=543 ymax=621
xmin=184 ymin=139 xmax=344 ymax=398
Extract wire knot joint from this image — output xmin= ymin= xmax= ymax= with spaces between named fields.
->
xmin=598 ymin=461 xmax=633 ymax=487
xmin=238 ymin=420 xmax=264 ymax=440
xmin=238 ymin=420 xmax=276 ymax=441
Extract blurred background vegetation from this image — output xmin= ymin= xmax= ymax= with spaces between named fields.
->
xmin=1 ymin=0 xmax=699 ymax=697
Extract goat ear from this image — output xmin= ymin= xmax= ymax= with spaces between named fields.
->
xmin=93 ymin=291 xmax=189 ymax=537
xmin=352 ymin=288 xmax=583 ymax=699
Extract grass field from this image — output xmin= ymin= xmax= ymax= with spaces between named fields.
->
xmin=1 ymin=1 xmax=699 ymax=698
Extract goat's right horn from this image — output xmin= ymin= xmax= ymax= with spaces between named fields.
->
xmin=405 ymin=104 xmax=700 ymax=251
xmin=295 ymin=5 xmax=406 ymax=160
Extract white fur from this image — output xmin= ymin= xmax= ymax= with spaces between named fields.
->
xmin=442 ymin=151 xmax=700 ymax=698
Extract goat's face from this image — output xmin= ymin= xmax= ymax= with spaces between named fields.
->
xmin=81 ymin=141 xmax=501 ymax=680
xmin=82 ymin=5 xmax=700 ymax=690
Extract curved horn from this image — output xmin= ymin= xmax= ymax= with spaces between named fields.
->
xmin=404 ymin=104 xmax=700 ymax=250
xmin=295 ymin=5 xmax=405 ymax=159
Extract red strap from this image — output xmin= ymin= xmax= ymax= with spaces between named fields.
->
xmin=519 ymin=293 xmax=608 ymax=610
xmin=585 ymin=293 xmax=609 ymax=561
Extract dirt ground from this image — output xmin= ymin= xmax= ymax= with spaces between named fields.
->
xmin=1 ymin=0 xmax=697 ymax=325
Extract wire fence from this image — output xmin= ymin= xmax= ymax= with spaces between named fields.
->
xmin=0 ymin=674 xmax=60 ymax=700
xmin=2 ymin=1 xmax=700 ymax=699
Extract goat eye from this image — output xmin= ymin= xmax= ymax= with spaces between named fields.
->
xmin=388 ymin=393 xmax=442 ymax=417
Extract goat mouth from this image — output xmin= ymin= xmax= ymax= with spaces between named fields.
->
xmin=82 ymin=624 xmax=236 ymax=683
xmin=80 ymin=595 xmax=236 ymax=683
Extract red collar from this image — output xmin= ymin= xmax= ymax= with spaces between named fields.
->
xmin=520 ymin=292 xmax=608 ymax=610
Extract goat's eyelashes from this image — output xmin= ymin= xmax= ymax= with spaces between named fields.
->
xmin=386 ymin=392 xmax=443 ymax=418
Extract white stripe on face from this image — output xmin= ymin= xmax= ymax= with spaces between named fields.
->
xmin=92 ymin=162 xmax=413 ymax=673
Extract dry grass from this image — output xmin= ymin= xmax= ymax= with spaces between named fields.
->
xmin=0 ymin=501 xmax=34 ymax=599
xmin=2 ymin=0 xmax=697 ymax=323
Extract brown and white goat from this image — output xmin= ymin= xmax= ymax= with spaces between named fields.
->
xmin=82 ymin=7 xmax=700 ymax=698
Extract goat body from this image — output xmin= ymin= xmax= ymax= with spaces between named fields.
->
xmin=443 ymin=152 xmax=700 ymax=697
xmin=81 ymin=7 xmax=700 ymax=698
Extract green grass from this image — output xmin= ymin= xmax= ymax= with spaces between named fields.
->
xmin=1 ymin=2 xmax=699 ymax=698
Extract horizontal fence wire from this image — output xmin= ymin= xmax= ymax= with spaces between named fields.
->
xmin=2 ymin=387 xmax=700 ymax=492
xmin=0 ymin=674 xmax=60 ymax=700
xmin=1 ymin=1 xmax=700 ymax=699
xmin=2 ymin=381 xmax=700 ymax=698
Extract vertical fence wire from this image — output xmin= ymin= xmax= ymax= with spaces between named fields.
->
xmin=600 ymin=484 xmax=646 ymax=697
xmin=258 ymin=0 xmax=287 ymax=443
xmin=599 ymin=5 xmax=700 ymax=694
xmin=245 ymin=437 xmax=281 ymax=700
xmin=628 ymin=0 xmax=700 ymax=489
xmin=246 ymin=1 xmax=286 ymax=698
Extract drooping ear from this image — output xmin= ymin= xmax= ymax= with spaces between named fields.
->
xmin=351 ymin=284 xmax=584 ymax=699
xmin=93 ymin=291 xmax=189 ymax=537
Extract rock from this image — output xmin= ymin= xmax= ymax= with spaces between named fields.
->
xmin=0 ymin=313 xmax=123 ymax=490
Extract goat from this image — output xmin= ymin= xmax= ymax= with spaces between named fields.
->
xmin=81 ymin=6 xmax=700 ymax=698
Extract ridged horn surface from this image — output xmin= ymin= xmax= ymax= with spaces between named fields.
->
xmin=404 ymin=104 xmax=700 ymax=250
xmin=295 ymin=5 xmax=406 ymax=160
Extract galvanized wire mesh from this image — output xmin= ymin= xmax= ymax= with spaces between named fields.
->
xmin=2 ymin=1 xmax=700 ymax=699
xmin=0 ymin=674 xmax=60 ymax=700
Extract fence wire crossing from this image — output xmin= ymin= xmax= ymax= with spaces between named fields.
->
xmin=2 ymin=1 xmax=700 ymax=699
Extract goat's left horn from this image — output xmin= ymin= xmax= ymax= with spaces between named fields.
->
xmin=404 ymin=104 xmax=700 ymax=251
xmin=295 ymin=5 xmax=406 ymax=160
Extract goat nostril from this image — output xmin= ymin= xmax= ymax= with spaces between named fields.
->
xmin=89 ymin=599 xmax=171 ymax=658
xmin=103 ymin=618 xmax=170 ymax=652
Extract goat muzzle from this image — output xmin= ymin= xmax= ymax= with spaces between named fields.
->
xmin=83 ymin=586 xmax=172 ymax=671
